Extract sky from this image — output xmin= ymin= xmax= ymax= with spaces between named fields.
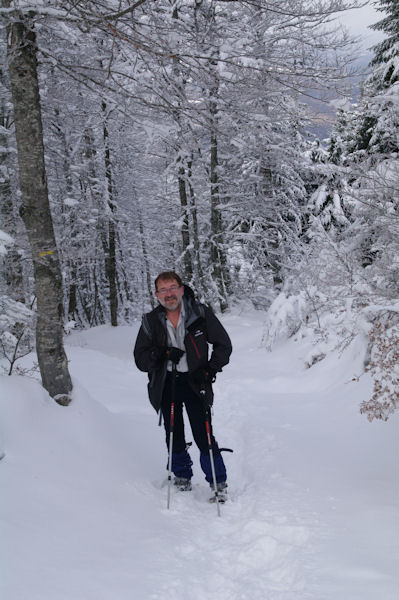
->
xmin=339 ymin=1 xmax=386 ymax=50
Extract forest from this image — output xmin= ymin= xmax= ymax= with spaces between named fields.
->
xmin=0 ymin=0 xmax=398 ymax=419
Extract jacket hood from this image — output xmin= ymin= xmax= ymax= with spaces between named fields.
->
xmin=183 ymin=283 xmax=196 ymax=301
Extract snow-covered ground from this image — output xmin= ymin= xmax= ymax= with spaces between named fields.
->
xmin=1 ymin=310 xmax=398 ymax=600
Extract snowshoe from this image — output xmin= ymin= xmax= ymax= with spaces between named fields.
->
xmin=173 ymin=477 xmax=192 ymax=491
xmin=209 ymin=481 xmax=228 ymax=503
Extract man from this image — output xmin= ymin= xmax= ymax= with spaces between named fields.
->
xmin=134 ymin=271 xmax=232 ymax=501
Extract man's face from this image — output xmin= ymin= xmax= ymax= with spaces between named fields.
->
xmin=155 ymin=278 xmax=184 ymax=311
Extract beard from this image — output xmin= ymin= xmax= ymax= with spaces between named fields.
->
xmin=158 ymin=295 xmax=182 ymax=311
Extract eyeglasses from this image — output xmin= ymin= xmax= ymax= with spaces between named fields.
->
xmin=156 ymin=285 xmax=181 ymax=295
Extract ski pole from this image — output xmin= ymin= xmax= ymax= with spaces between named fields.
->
xmin=201 ymin=389 xmax=221 ymax=517
xmin=167 ymin=364 xmax=177 ymax=510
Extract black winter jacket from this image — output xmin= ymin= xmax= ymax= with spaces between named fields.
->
xmin=134 ymin=290 xmax=232 ymax=412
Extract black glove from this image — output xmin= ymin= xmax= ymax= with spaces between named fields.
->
xmin=193 ymin=365 xmax=217 ymax=385
xmin=166 ymin=347 xmax=185 ymax=365
xmin=206 ymin=366 xmax=217 ymax=384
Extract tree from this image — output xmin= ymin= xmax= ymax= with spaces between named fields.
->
xmin=1 ymin=0 xmax=363 ymax=333
xmin=276 ymin=0 xmax=399 ymax=420
xmin=5 ymin=7 xmax=72 ymax=404
xmin=369 ymin=0 xmax=399 ymax=91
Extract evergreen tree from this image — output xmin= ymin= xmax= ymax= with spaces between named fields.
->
xmin=369 ymin=0 xmax=399 ymax=90
xmin=288 ymin=0 xmax=399 ymax=420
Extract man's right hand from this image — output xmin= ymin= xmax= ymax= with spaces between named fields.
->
xmin=166 ymin=347 xmax=185 ymax=365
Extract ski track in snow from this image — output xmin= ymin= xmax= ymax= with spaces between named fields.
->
xmin=1 ymin=313 xmax=398 ymax=600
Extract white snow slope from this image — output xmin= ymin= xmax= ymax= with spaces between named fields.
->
xmin=1 ymin=310 xmax=398 ymax=600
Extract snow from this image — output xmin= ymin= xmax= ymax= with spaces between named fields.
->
xmin=63 ymin=198 xmax=79 ymax=207
xmin=1 ymin=310 xmax=398 ymax=600
xmin=0 ymin=228 xmax=14 ymax=256
xmin=262 ymin=292 xmax=308 ymax=350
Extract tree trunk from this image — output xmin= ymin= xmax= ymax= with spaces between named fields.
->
xmin=7 ymin=13 xmax=72 ymax=404
xmin=0 ymin=24 xmax=24 ymax=304
xmin=170 ymin=6 xmax=195 ymax=284
xmin=209 ymin=62 xmax=230 ymax=312
xmin=177 ymin=159 xmax=194 ymax=281
xmin=187 ymin=156 xmax=205 ymax=291
xmin=102 ymin=101 xmax=118 ymax=326
xmin=136 ymin=197 xmax=154 ymax=309
xmin=52 ymin=108 xmax=80 ymax=322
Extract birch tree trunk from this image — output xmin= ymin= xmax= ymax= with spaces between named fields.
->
xmin=6 ymin=13 xmax=72 ymax=404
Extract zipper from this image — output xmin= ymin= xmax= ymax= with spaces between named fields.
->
xmin=189 ymin=334 xmax=201 ymax=359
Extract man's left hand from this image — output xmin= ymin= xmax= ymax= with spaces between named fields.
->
xmin=194 ymin=365 xmax=217 ymax=385
xmin=205 ymin=366 xmax=217 ymax=383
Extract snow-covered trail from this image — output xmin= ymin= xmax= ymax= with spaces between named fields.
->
xmin=1 ymin=311 xmax=398 ymax=600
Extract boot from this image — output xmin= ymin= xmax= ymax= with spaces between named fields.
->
xmin=209 ymin=481 xmax=228 ymax=503
xmin=174 ymin=477 xmax=192 ymax=491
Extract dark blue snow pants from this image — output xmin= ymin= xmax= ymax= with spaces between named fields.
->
xmin=161 ymin=371 xmax=227 ymax=484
